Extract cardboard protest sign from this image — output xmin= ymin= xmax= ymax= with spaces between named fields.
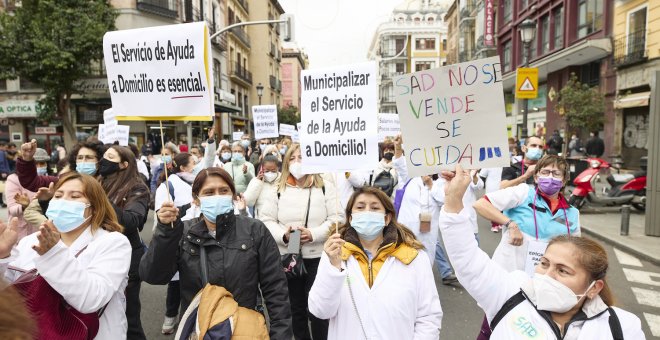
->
xmin=300 ymin=62 xmax=379 ymax=173
xmin=378 ymin=113 xmax=400 ymax=142
xmin=98 ymin=123 xmax=130 ymax=146
xmin=279 ymin=123 xmax=296 ymax=136
xmin=252 ymin=105 xmax=279 ymax=139
xmin=393 ymin=56 xmax=508 ymax=177
xmin=232 ymin=131 xmax=244 ymax=141
xmin=102 ymin=22 xmax=213 ymax=121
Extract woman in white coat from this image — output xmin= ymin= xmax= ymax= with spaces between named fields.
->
xmin=439 ymin=165 xmax=645 ymax=339
xmin=309 ymin=186 xmax=442 ymax=340
xmin=260 ymin=143 xmax=344 ymax=340
xmin=243 ymin=154 xmax=281 ymax=220
xmin=0 ymin=172 xmax=131 ymax=340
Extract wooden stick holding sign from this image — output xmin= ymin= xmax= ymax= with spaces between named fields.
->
xmin=159 ymin=120 xmax=175 ymax=228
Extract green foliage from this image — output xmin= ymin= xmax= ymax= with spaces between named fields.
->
xmin=555 ymin=73 xmax=605 ymax=133
xmin=278 ymin=104 xmax=300 ymax=125
xmin=0 ymin=0 xmax=116 ymax=144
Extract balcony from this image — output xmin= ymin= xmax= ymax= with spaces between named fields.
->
xmin=235 ymin=0 xmax=249 ymax=13
xmin=137 ymin=0 xmax=178 ymax=19
xmin=229 ymin=27 xmax=251 ymax=48
xmin=270 ymin=43 xmax=276 ymax=57
xmin=277 ymin=80 xmax=282 ymax=93
xmin=275 ymin=49 xmax=281 ymax=61
xmin=380 ymin=96 xmax=396 ymax=104
xmin=614 ymin=29 xmax=647 ymax=68
xmin=231 ymin=63 xmax=252 ymax=86
xmin=270 ymin=75 xmax=277 ymax=89
xmin=209 ymin=25 xmax=228 ymax=51
xmin=380 ymin=48 xmax=407 ymax=58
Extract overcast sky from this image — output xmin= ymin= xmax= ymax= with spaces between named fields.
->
xmin=279 ymin=0 xmax=404 ymax=69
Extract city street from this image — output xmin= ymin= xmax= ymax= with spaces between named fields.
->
xmin=132 ymin=210 xmax=660 ymax=339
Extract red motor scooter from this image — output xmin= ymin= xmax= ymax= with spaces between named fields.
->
xmin=569 ymin=157 xmax=646 ymax=211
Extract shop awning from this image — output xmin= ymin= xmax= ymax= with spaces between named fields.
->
xmin=215 ymin=102 xmax=241 ymax=113
xmin=614 ymin=91 xmax=650 ymax=109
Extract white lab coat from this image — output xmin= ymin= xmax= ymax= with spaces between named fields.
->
xmin=308 ymin=252 xmax=442 ymax=340
xmin=1 ymin=227 xmax=131 ymax=340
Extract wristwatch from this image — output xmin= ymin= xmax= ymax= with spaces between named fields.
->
xmin=504 ymin=220 xmax=517 ymax=228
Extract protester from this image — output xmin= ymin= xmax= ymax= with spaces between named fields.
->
xmin=141 ymin=141 xmax=154 ymax=157
xmin=547 ymin=130 xmax=564 ymax=155
xmin=308 ymin=186 xmax=443 ymax=340
xmin=474 ymin=154 xmax=580 ymax=272
xmin=500 ymin=136 xmax=544 ymax=189
xmin=214 ymin=144 xmax=233 ymax=167
xmin=129 ymin=144 xmax=150 ymax=185
xmin=23 ymin=159 xmax=72 ymax=230
xmin=260 ymin=143 xmax=344 ymax=340
xmin=178 ymin=141 xmax=188 ymax=153
xmin=368 ymin=142 xmax=398 ymax=197
xmin=223 ymin=142 xmax=255 ymax=194
xmin=0 ymin=141 xmax=11 ymax=208
xmin=568 ymin=134 xmax=584 ymax=158
xmin=140 ymin=167 xmax=293 ymax=339
xmin=189 ymin=144 xmax=203 ymax=162
xmin=6 ymin=142 xmax=17 ymax=173
xmin=151 ymin=142 xmax=180 ymax=193
xmin=244 ymin=154 xmax=281 ymax=220
xmin=585 ymin=131 xmax=605 ymax=158
xmin=0 ymin=172 xmax=132 ymax=340
xmin=439 ymin=165 xmax=644 ymax=339
xmin=5 ymin=148 xmax=50 ymax=242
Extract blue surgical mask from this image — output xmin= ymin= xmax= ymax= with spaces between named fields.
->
xmin=46 ymin=199 xmax=90 ymax=233
xmin=37 ymin=167 xmax=48 ymax=176
xmin=259 ymin=144 xmax=269 ymax=152
xmin=280 ymin=147 xmax=287 ymax=155
xmin=221 ymin=152 xmax=231 ymax=161
xmin=241 ymin=140 xmax=250 ymax=149
xmin=76 ymin=162 xmax=97 ymax=175
xmin=232 ymin=153 xmax=244 ymax=162
xmin=350 ymin=211 xmax=386 ymax=241
xmin=199 ymin=195 xmax=234 ymax=222
xmin=526 ymin=147 xmax=543 ymax=160
xmin=162 ymin=155 xmax=172 ymax=164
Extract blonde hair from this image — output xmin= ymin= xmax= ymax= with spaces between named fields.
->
xmin=278 ymin=143 xmax=324 ymax=192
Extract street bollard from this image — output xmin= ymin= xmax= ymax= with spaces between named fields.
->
xmin=620 ymin=205 xmax=631 ymax=236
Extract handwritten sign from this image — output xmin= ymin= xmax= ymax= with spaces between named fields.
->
xmin=99 ymin=123 xmax=130 ymax=146
xmin=378 ymin=113 xmax=400 ymax=142
xmin=300 ymin=62 xmax=379 ymax=173
xmin=232 ymin=131 xmax=244 ymax=141
xmin=102 ymin=22 xmax=213 ymax=121
xmin=252 ymin=105 xmax=279 ymax=139
xmin=279 ymin=123 xmax=296 ymax=136
xmin=393 ymin=56 xmax=508 ymax=177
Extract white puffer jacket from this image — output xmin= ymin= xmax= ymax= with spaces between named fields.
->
xmin=439 ymin=208 xmax=645 ymax=340
xmin=260 ymin=174 xmax=345 ymax=258
xmin=243 ymin=173 xmax=281 ymax=220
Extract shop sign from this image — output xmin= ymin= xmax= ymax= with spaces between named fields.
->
xmin=35 ymin=127 xmax=57 ymax=134
xmin=0 ymin=100 xmax=38 ymax=118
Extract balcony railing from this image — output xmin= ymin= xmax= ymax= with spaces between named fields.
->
xmin=137 ymin=0 xmax=178 ymax=19
xmin=380 ymin=48 xmax=407 ymax=58
xmin=270 ymin=75 xmax=277 ymax=89
xmin=235 ymin=0 xmax=249 ymax=13
xmin=230 ymin=27 xmax=251 ymax=48
xmin=614 ymin=29 xmax=647 ymax=68
xmin=209 ymin=25 xmax=228 ymax=51
xmin=232 ymin=63 xmax=252 ymax=85
xmin=277 ymin=80 xmax=282 ymax=92
xmin=270 ymin=43 xmax=276 ymax=57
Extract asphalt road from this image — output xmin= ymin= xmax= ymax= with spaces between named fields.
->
xmin=136 ymin=210 xmax=660 ymax=339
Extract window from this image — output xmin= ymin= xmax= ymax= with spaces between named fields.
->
xmin=503 ymin=0 xmax=512 ymax=23
xmin=19 ymin=77 xmax=39 ymax=90
xmin=395 ymin=63 xmax=405 ymax=73
xmin=0 ymin=80 xmax=6 ymax=91
xmin=428 ymin=17 xmax=434 ymax=23
xmin=213 ymin=59 xmax=221 ymax=89
xmin=577 ymin=0 xmax=603 ymax=38
xmin=579 ymin=61 xmax=600 ymax=87
xmin=395 ymin=38 xmax=405 ymax=52
xmin=415 ymin=61 xmax=434 ymax=71
xmin=541 ymin=15 xmax=550 ymax=55
xmin=415 ymin=38 xmax=435 ymax=50
xmin=627 ymin=6 xmax=647 ymax=55
xmin=502 ymin=40 xmax=512 ymax=72
xmin=519 ymin=0 xmax=527 ymax=12
xmin=553 ymin=7 xmax=563 ymax=49
xmin=442 ymin=38 xmax=447 ymax=51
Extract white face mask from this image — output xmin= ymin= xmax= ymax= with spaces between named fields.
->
xmin=264 ymin=171 xmax=278 ymax=183
xmin=532 ymin=273 xmax=595 ymax=313
xmin=289 ymin=162 xmax=304 ymax=180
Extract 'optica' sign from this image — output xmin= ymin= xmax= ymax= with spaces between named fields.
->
xmin=0 ymin=100 xmax=38 ymax=118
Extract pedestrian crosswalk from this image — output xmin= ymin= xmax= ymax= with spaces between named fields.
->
xmin=615 ymin=248 xmax=660 ymax=338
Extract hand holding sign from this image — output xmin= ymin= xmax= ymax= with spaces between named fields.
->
xmin=324 ymin=233 xmax=345 ymax=270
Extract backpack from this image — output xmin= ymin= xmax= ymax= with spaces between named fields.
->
xmin=488 ymin=291 xmax=623 ymax=340
xmin=393 ymin=179 xmax=413 ymax=218
xmin=370 ymin=169 xmax=396 ymax=197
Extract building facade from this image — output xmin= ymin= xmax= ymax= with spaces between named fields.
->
xmin=227 ymin=0 xmax=254 ymax=137
xmin=247 ymin=0 xmax=285 ymax=110
xmin=497 ymin=0 xmax=615 ymax=156
xmin=280 ymin=46 xmax=309 ymax=111
xmin=612 ymin=0 xmax=659 ymax=168
xmin=457 ymin=0 xmax=498 ymax=63
xmin=368 ymin=0 xmax=450 ymax=114
xmin=444 ymin=1 xmax=459 ymax=65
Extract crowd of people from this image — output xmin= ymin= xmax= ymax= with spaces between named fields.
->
xmin=0 ymin=129 xmax=645 ymax=340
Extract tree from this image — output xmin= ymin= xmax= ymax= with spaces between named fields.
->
xmin=0 ymin=0 xmax=116 ymax=148
xmin=553 ymin=73 xmax=605 ymax=140
xmin=278 ymin=104 xmax=300 ymax=126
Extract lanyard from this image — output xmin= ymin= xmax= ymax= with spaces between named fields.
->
xmin=532 ymin=190 xmax=570 ymax=240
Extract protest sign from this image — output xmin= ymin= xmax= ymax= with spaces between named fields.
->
xmin=252 ymin=105 xmax=279 ymax=139
xmin=300 ymin=62 xmax=379 ymax=173
xmin=291 ymin=130 xmax=300 ymax=143
xmin=102 ymin=22 xmax=213 ymax=121
xmin=98 ymin=123 xmax=130 ymax=146
xmin=232 ymin=131 xmax=244 ymax=141
xmin=116 ymin=125 xmax=130 ymax=146
xmin=279 ymin=123 xmax=296 ymax=136
xmin=378 ymin=113 xmax=400 ymax=142
xmin=393 ymin=56 xmax=509 ymax=177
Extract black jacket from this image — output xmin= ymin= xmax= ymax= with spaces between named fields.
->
xmin=139 ymin=211 xmax=293 ymax=340
xmin=111 ymin=184 xmax=149 ymax=277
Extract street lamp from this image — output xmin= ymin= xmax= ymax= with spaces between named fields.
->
xmin=256 ymin=83 xmax=264 ymax=105
xmin=519 ymin=19 xmax=536 ymax=139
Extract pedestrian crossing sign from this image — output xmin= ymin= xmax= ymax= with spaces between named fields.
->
xmin=515 ymin=68 xmax=538 ymax=99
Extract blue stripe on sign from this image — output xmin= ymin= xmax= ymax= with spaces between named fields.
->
xmin=479 ymin=147 xmax=486 ymax=161
xmin=487 ymin=148 xmax=493 ymax=158
xmin=494 ymin=147 xmax=502 ymax=157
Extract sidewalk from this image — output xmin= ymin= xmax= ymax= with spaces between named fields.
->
xmin=580 ymin=209 xmax=660 ymax=265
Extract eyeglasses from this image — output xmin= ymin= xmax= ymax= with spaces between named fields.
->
xmin=539 ymin=169 xmax=564 ymax=178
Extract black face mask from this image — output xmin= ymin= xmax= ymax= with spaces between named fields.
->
xmin=99 ymin=158 xmax=121 ymax=177
xmin=383 ymin=152 xmax=394 ymax=161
